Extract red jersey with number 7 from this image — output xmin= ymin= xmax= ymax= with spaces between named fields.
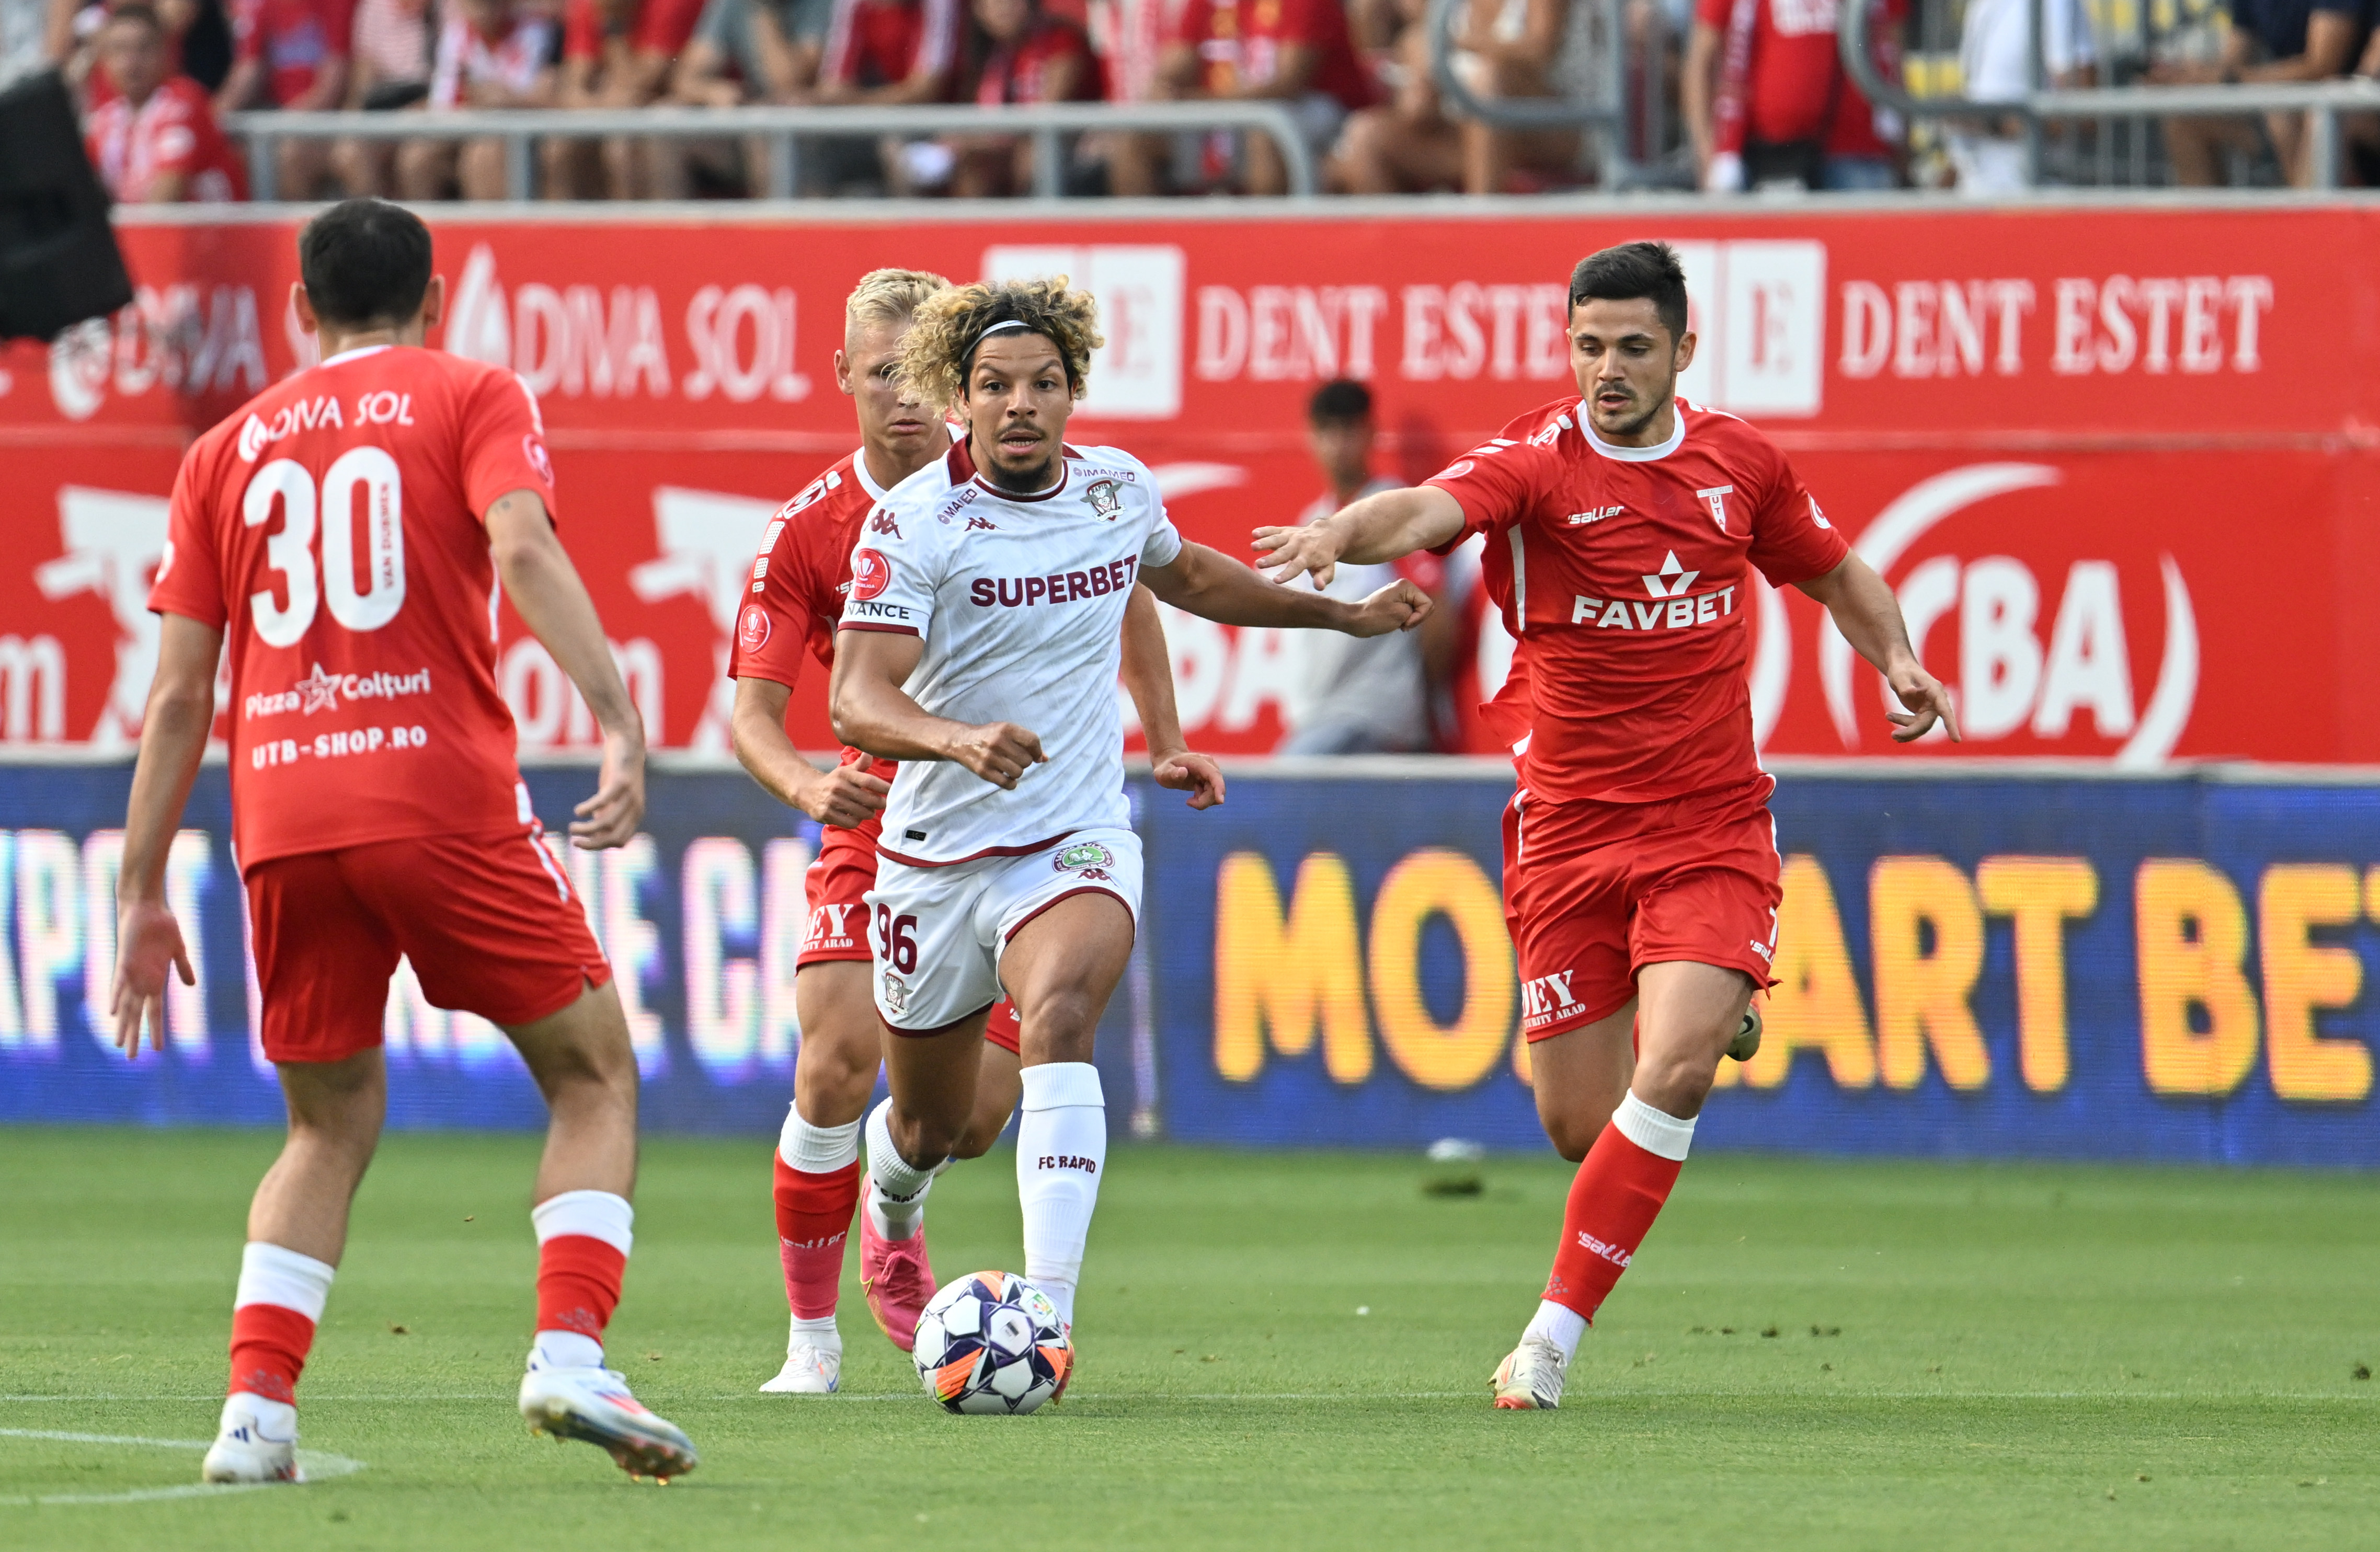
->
xmin=1425 ymin=395 xmax=1848 ymax=807
xmin=150 ymin=344 xmax=559 ymax=869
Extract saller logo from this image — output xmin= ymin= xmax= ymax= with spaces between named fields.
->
xmin=1575 ymin=1229 xmax=1631 ymax=1269
xmin=851 ymin=548 xmax=892 ymax=601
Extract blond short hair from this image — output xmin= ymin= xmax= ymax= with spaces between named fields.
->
xmin=895 ymin=276 xmax=1103 ymax=412
xmin=844 ymin=268 xmax=952 ymax=336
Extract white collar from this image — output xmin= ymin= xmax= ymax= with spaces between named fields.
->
xmin=320 ymin=344 xmax=393 ymax=367
xmin=852 ymin=447 xmax=892 ymax=502
xmin=1578 ymin=398 xmax=1687 ymax=462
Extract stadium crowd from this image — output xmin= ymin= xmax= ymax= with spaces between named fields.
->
xmin=5 ymin=0 xmax=2374 ymax=203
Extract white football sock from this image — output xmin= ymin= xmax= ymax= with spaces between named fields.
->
xmin=1015 ymin=1062 xmax=1105 ymax=1329
xmin=864 ymin=1098 xmax=941 ymax=1241
xmin=528 ymin=1191 xmax=632 ymax=1372
xmin=789 ymin=1313 xmax=840 ymax=1342
xmin=1524 ymin=1300 xmax=1589 ymax=1362
xmin=780 ymin=1105 xmax=862 ymax=1172
xmin=1611 ymin=1090 xmax=1697 ymax=1162
xmin=218 ymin=1391 xmax=297 ymax=1441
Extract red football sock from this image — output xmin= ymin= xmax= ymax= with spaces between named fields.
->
xmin=227 ymin=1303 xmax=316 ymax=1405
xmin=774 ymin=1154 xmax=862 ymax=1321
xmin=1541 ymin=1122 xmax=1684 ymax=1323
xmin=536 ymin=1235 xmax=627 ymax=1339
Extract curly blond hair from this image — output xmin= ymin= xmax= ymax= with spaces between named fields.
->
xmin=895 ymin=277 xmax=1103 ymax=411
xmin=844 ymin=268 xmax=950 ymax=335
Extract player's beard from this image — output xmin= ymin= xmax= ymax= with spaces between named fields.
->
xmin=982 ymin=440 xmax=1058 ymax=494
xmin=1594 ymin=367 xmax=1678 ymax=442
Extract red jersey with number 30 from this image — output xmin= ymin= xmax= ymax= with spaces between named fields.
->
xmin=726 ymin=447 xmax=901 ymax=791
xmin=150 ymin=344 xmax=558 ymax=868
xmin=1425 ymin=395 xmax=1848 ymax=806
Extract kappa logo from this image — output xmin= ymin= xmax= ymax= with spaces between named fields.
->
xmin=964 ymin=511 xmax=999 ymax=532
xmin=1520 ymin=970 xmax=1582 ymax=1025
xmin=1084 ymin=478 xmax=1125 ymax=519
xmin=867 ymin=506 xmax=902 ymax=538
xmin=1528 ymin=416 xmax=1574 ymax=447
xmin=738 ymin=605 xmax=771 ymax=653
xmin=851 ymin=548 xmax=892 ymax=601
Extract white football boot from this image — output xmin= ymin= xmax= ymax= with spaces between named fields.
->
xmin=520 ymin=1359 xmax=700 ymax=1480
xmin=201 ymin=1394 xmax=301 ymax=1483
xmin=1490 ymin=1337 xmax=1570 ymax=1410
xmin=759 ymin=1323 xmax=842 ymax=1394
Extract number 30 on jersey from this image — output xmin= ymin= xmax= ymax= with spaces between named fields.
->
xmin=241 ymin=449 xmax=408 ymax=647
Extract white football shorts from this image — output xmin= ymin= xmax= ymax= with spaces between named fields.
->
xmin=865 ymin=827 xmax=1143 ymax=1032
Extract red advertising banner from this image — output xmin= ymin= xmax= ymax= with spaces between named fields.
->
xmin=4 ymin=203 xmax=2375 ymax=761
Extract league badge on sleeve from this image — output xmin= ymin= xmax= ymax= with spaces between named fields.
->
xmin=852 ymin=548 xmax=892 ymax=601
xmin=738 ymin=605 xmax=771 ymax=653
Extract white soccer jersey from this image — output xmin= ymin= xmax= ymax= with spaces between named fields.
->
xmin=838 ymin=439 xmax=1184 ymax=867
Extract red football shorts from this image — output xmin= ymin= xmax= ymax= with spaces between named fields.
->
xmin=1503 ymin=783 xmax=1782 ymax=1042
xmin=244 ymin=827 xmax=612 ymax=1065
xmin=798 ymin=817 xmax=1021 ymax=1055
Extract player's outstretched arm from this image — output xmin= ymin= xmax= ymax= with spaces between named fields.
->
xmin=1252 ymin=485 xmax=1467 ymax=591
xmin=1120 ymin=583 xmax=1223 ymax=810
xmin=830 ymin=627 xmax=1046 ymax=790
xmin=1799 ymin=556 xmax=1964 ymax=744
xmin=729 ymin=675 xmax=891 ymax=829
xmin=1144 ymin=542 xmax=1433 ymax=638
xmin=110 ymin=613 xmax=219 ymax=1056
xmin=487 ymin=491 xmax=648 ymax=847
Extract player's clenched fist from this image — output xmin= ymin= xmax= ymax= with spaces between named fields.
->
xmin=947 ymin=722 xmax=1046 ymax=789
xmin=1250 ymin=523 xmax=1343 ymax=590
xmin=800 ymin=754 xmax=894 ymax=829
xmin=1344 ymin=580 xmax=1433 ymax=637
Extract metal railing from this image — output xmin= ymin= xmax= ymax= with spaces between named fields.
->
xmin=225 ymin=99 xmax=1320 ymax=201
xmin=1838 ymin=0 xmax=2380 ymax=188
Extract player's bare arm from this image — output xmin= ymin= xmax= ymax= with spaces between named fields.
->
xmin=1798 ymin=556 xmax=1963 ymax=744
xmin=829 ymin=626 xmax=1045 ymax=790
xmin=108 ymin=611 xmax=220 ymax=1055
xmin=1251 ymin=484 xmax=1466 ymax=591
xmin=1143 ymin=539 xmax=1433 ymax=638
xmin=487 ymin=491 xmax=649 ymax=846
xmin=1121 ymin=583 xmax=1225 ymax=810
xmin=730 ymin=676 xmax=891 ymax=829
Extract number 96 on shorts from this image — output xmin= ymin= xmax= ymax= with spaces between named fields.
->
xmin=251 ymin=725 xmax=430 ymax=768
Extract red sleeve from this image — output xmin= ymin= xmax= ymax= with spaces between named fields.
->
xmin=632 ymin=0 xmax=707 ymax=55
xmin=564 ymin=0 xmax=599 ymax=60
xmin=150 ymin=445 xmax=230 ymax=629
xmin=726 ymin=511 xmax=820 ymax=689
xmin=1692 ymin=0 xmax=1728 ymax=29
xmin=319 ymin=0 xmax=356 ymax=54
xmin=1743 ymin=443 xmax=1850 ymax=588
xmin=1421 ymin=438 xmax=1563 ymax=553
xmin=231 ymin=0 xmax=265 ymax=61
xmin=460 ymin=367 xmax=559 ymax=523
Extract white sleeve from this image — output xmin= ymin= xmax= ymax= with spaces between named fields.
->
xmin=1140 ymin=503 xmax=1183 ymax=570
xmin=839 ymin=498 xmax=940 ymax=638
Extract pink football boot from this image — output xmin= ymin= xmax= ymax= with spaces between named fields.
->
xmin=859 ymin=1212 xmax=936 ymax=1353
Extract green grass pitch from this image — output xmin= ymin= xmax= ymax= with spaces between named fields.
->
xmin=2 ymin=1127 xmax=2375 ymax=1549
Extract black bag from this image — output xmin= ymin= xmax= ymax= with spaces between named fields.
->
xmin=0 ymin=70 xmax=135 ymax=342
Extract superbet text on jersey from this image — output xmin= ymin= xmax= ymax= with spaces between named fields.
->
xmin=150 ymin=344 xmax=560 ymax=867
xmin=1426 ymin=395 xmax=1849 ymax=805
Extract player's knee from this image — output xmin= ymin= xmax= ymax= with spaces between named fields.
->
xmin=888 ymin=1106 xmax=964 ymax=1168
xmin=947 ymin=1107 xmax=1013 ymax=1160
xmin=1016 ymin=988 xmax=1100 ymax=1064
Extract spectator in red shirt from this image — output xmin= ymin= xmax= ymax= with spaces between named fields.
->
xmin=85 ymin=3 xmax=247 ymax=200
xmin=917 ymin=0 xmax=1097 ymax=194
xmin=816 ymin=0 xmax=956 ymax=98
xmin=1685 ymin=0 xmax=1904 ymax=191
xmin=1117 ymin=0 xmax=1375 ymax=195
xmin=396 ymin=0 xmax=558 ymax=199
xmin=218 ymin=0 xmax=352 ymax=196
xmin=544 ymin=0 xmax=710 ymax=196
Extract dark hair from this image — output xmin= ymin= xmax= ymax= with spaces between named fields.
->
xmin=1308 ymin=378 xmax=1372 ymax=426
xmin=1569 ymin=240 xmax=1689 ymax=343
xmin=104 ymin=3 xmax=165 ymax=32
xmin=299 ymin=199 xmax=434 ymax=330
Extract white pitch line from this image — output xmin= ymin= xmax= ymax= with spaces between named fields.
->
xmin=8 ymin=1389 xmax=2374 ymax=1407
xmin=0 ymin=1427 xmax=364 ymax=1507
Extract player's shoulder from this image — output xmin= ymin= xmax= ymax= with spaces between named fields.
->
xmin=1062 ymin=443 xmax=1161 ymax=508
xmin=1497 ymin=395 xmax=1582 ymax=446
xmin=1680 ymin=397 xmax=1786 ymax=468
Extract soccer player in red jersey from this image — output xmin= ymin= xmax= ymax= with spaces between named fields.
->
xmin=1255 ymin=241 xmax=1959 ymax=1410
xmin=729 ymin=269 xmax=1219 ymax=1393
xmin=110 ymin=201 xmax=697 ymax=1482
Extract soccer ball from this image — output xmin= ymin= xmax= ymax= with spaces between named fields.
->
xmin=912 ymin=1271 xmax=1071 ymax=1415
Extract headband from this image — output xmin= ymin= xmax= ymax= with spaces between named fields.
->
xmin=971 ymin=318 xmax=1034 ymax=352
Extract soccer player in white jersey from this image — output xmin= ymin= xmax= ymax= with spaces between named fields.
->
xmin=829 ymin=277 xmax=1429 ymax=1358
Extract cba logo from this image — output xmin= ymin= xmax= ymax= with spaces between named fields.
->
xmin=738 ymin=605 xmax=771 ymax=653
xmin=851 ymin=548 xmax=892 ymax=601
xmin=1084 ymin=478 xmax=1124 ymax=520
